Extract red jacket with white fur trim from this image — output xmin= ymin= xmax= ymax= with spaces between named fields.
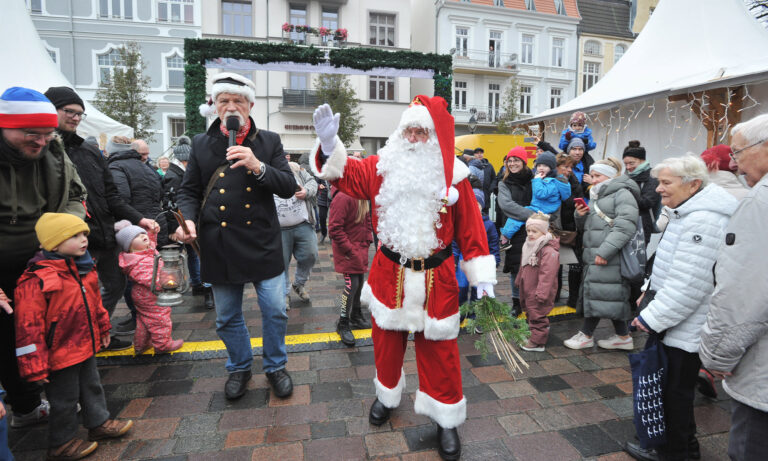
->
xmin=312 ymin=138 xmax=496 ymax=340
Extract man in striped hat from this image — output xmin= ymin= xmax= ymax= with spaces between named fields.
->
xmin=0 ymin=86 xmax=86 ymax=429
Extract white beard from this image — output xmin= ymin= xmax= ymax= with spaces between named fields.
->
xmin=375 ymin=132 xmax=445 ymax=260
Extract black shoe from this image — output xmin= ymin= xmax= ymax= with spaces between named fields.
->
xmin=224 ymin=370 xmax=252 ymax=400
xmin=204 ymin=288 xmax=215 ymax=310
xmin=499 ymin=241 xmax=513 ymax=251
xmin=689 ymin=435 xmax=701 ymax=460
xmin=511 ymin=298 xmax=522 ymax=317
xmin=113 ymin=316 xmax=136 ymax=335
xmin=337 ymin=317 xmax=356 ymax=347
xmin=266 ymin=369 xmax=293 ymax=398
xmin=625 ymin=441 xmax=659 ymax=461
xmin=104 ymin=336 xmax=132 ymax=351
xmin=437 ymin=425 xmax=461 ymax=461
xmin=192 ymin=284 xmax=206 ymax=296
xmin=368 ymin=398 xmax=391 ymax=426
xmin=349 ymin=309 xmax=371 ymax=329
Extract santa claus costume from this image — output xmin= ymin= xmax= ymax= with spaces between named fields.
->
xmin=311 ymin=96 xmax=496 ymax=460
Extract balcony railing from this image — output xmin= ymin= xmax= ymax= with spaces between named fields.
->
xmin=453 ymin=106 xmax=507 ymax=124
xmin=280 ymin=32 xmax=346 ymax=48
xmin=282 ymin=88 xmax=319 ymax=108
xmin=452 ymin=49 xmax=518 ymax=71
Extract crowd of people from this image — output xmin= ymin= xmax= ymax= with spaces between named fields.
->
xmin=0 ymin=76 xmax=766 ymax=461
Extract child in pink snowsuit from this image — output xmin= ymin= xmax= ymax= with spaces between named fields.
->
xmin=115 ymin=221 xmax=183 ymax=354
xmin=515 ymin=212 xmax=560 ymax=352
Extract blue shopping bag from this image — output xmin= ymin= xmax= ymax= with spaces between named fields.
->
xmin=629 ymin=333 xmax=668 ymax=448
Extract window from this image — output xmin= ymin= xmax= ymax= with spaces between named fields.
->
xmin=222 ymin=1 xmax=252 ymax=36
xmin=489 ymin=31 xmax=502 ymax=67
xmin=552 ymin=37 xmax=564 ymax=67
xmin=97 ymin=48 xmax=125 ymax=85
xmin=167 ymin=54 xmax=184 ymax=89
xmin=519 ymin=85 xmax=532 ymax=115
xmin=28 ymin=0 xmax=42 ymax=13
xmin=169 ymin=117 xmax=186 ymax=145
xmin=494 ymin=0 xmax=504 ymax=6
xmin=554 ymin=0 xmax=566 ymax=15
xmin=488 ymin=83 xmax=500 ymax=121
xmin=322 ymin=6 xmax=338 ymax=29
xmin=524 ymin=0 xmax=535 ymax=11
xmin=47 ymin=49 xmax=57 ymax=63
xmin=369 ymin=13 xmax=395 ymax=47
xmin=99 ymin=0 xmax=132 ymax=19
xmin=614 ymin=44 xmax=626 ymax=64
xmin=454 ymin=81 xmax=467 ymax=110
xmin=455 ymin=27 xmax=468 ymax=57
xmin=289 ymin=4 xmax=307 ymax=42
xmin=583 ymin=61 xmax=600 ymax=91
xmin=521 ymin=34 xmax=534 ymax=64
xmin=550 ymin=87 xmax=562 ymax=109
xmin=369 ymin=76 xmax=395 ymax=101
xmin=289 ymin=73 xmax=307 ymax=90
xmin=158 ymin=0 xmax=194 ymax=24
xmin=584 ymin=40 xmax=601 ymax=56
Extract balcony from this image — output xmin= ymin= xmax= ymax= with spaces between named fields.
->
xmin=281 ymin=88 xmax=319 ymax=113
xmin=452 ymin=106 xmax=507 ymax=124
xmin=452 ymin=49 xmax=518 ymax=76
xmin=280 ymin=32 xmax=347 ymax=48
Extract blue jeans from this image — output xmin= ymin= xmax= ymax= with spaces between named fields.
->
xmin=281 ymin=222 xmax=318 ymax=295
xmin=211 ymin=272 xmax=287 ymax=374
xmin=0 ymin=400 xmax=12 ymax=461
xmin=187 ymin=244 xmax=202 ymax=287
xmin=509 ymin=268 xmax=520 ymax=299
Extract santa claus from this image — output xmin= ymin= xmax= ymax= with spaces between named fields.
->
xmin=311 ymin=96 xmax=496 ymax=460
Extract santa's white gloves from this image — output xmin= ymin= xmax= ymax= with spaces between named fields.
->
xmin=476 ymin=282 xmax=495 ymax=298
xmin=313 ymin=104 xmax=340 ymax=157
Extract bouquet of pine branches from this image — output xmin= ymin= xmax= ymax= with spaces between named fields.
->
xmin=460 ymin=297 xmax=531 ymax=377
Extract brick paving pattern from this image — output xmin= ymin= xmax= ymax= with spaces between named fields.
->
xmin=6 ymin=241 xmax=732 ymax=459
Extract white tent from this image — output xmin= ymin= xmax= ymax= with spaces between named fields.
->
xmin=0 ymin=1 xmax=133 ymax=138
xmin=516 ymin=0 xmax=768 ymax=163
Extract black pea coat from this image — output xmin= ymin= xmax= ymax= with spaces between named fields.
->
xmin=177 ymin=118 xmax=296 ymax=284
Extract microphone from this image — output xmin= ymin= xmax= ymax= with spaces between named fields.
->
xmin=226 ymin=116 xmax=240 ymax=166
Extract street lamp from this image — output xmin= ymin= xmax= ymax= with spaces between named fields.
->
xmin=468 ymin=114 xmax=477 ymax=134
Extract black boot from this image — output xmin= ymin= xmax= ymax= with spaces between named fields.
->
xmin=567 ymin=265 xmax=582 ymax=308
xmin=689 ymin=434 xmax=701 ymax=460
xmin=349 ymin=304 xmax=371 ymax=329
xmin=436 ymin=425 xmax=461 ymax=460
xmin=368 ymin=398 xmax=391 ymax=426
xmin=336 ymin=317 xmax=356 ymax=346
xmin=204 ymin=286 xmax=215 ymax=310
xmin=511 ymin=298 xmax=522 ymax=317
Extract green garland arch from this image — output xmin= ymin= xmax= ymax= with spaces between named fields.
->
xmin=184 ymin=38 xmax=453 ymax=135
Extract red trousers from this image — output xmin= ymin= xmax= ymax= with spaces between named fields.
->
xmin=521 ymin=300 xmax=553 ymax=347
xmin=132 ymin=286 xmax=175 ymax=352
xmin=372 ymin=318 xmax=466 ymax=428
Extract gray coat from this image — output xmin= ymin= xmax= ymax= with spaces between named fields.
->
xmin=575 ymin=175 xmax=640 ymax=320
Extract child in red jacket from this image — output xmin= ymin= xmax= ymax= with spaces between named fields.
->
xmin=515 ymin=212 xmax=560 ymax=352
xmin=14 ymin=213 xmax=133 ymax=460
xmin=115 ymin=220 xmax=184 ymax=355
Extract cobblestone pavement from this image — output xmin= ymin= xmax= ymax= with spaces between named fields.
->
xmin=6 ymin=240 xmax=732 ymax=460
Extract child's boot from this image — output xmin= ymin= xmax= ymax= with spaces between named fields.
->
xmin=156 ymin=339 xmax=184 ymax=354
xmin=88 ymin=419 xmax=133 ymax=441
xmin=47 ymin=438 xmax=98 ymax=460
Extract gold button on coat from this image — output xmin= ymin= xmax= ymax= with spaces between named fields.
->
xmin=247 ymin=170 xmax=252 ymax=175
xmin=219 ymin=188 xmax=225 ymax=194
xmin=219 ymin=205 xmax=226 ymax=211
xmin=219 ymin=172 xmax=225 ymax=178
xmin=221 ymin=222 xmax=227 ymax=227
xmin=246 ymin=187 xmax=252 ymax=192
xmin=246 ymin=221 xmax=252 ymax=225
xmin=245 ymin=204 xmax=251 ymax=209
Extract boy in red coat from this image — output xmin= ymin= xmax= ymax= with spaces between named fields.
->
xmin=312 ymin=96 xmax=496 ymax=460
xmin=14 ymin=213 xmax=132 ymax=460
xmin=515 ymin=212 xmax=560 ymax=352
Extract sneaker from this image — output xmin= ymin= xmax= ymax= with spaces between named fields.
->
xmin=520 ymin=340 xmax=545 ymax=352
xmin=564 ymin=331 xmax=594 ymax=350
xmin=285 ymin=295 xmax=291 ymax=311
xmin=696 ymin=368 xmax=718 ymax=398
xmin=597 ymin=334 xmax=634 ymax=351
xmin=103 ymin=336 xmax=133 ymax=351
xmin=113 ymin=316 xmax=136 ymax=335
xmin=47 ymin=437 xmax=98 ymax=460
xmin=499 ymin=241 xmax=513 ymax=252
xmin=292 ymin=283 xmax=310 ymax=302
xmin=11 ymin=399 xmax=50 ymax=428
xmin=88 ymin=419 xmax=133 ymax=441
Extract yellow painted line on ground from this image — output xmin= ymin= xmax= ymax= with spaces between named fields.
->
xmin=97 ymin=306 xmax=574 ymax=358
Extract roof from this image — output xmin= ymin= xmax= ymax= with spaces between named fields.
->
xmin=448 ymin=0 xmax=581 ymax=19
xmin=577 ymin=0 xmax=635 ymax=39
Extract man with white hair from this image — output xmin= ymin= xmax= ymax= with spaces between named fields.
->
xmin=312 ymin=96 xmax=496 ymax=460
xmin=175 ymin=73 xmax=297 ymax=401
xmin=699 ymin=113 xmax=768 ymax=460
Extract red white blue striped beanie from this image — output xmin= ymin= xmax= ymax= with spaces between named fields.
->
xmin=0 ymin=87 xmax=58 ymax=129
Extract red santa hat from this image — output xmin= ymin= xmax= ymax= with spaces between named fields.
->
xmin=398 ymin=95 xmax=456 ymax=202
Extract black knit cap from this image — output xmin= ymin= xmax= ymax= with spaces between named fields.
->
xmin=622 ymin=140 xmax=646 ymax=160
xmin=44 ymin=86 xmax=85 ymax=110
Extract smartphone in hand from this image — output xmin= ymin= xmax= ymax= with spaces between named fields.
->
xmin=573 ymin=197 xmax=589 ymax=210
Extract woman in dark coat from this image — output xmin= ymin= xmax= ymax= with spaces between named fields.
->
xmin=622 ymin=141 xmax=661 ymax=243
xmin=328 ymin=187 xmax=373 ymax=346
xmin=496 ymin=147 xmax=534 ymax=315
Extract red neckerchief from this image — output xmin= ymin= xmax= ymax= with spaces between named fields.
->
xmin=219 ymin=118 xmax=251 ymax=145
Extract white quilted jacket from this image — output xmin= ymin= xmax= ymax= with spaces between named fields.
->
xmin=641 ymin=184 xmax=738 ymax=353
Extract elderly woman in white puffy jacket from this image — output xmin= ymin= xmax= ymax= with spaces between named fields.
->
xmin=625 ymin=155 xmax=739 ymax=461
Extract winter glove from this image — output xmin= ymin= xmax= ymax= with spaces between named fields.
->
xmin=476 ymin=282 xmax=495 ymax=298
xmin=313 ymin=104 xmax=340 ymax=157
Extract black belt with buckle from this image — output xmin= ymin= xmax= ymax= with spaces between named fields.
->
xmin=379 ymin=246 xmax=452 ymax=272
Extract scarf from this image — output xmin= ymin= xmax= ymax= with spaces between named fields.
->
xmin=42 ymin=250 xmax=95 ymax=275
xmin=520 ymin=232 xmax=553 ymax=267
xmin=628 ymin=161 xmax=651 ymax=178
xmin=219 ymin=117 xmax=251 ymax=145
xmin=503 ymin=167 xmax=533 ymax=187
xmin=589 ymin=178 xmax=613 ymax=202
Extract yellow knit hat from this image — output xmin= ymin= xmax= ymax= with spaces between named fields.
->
xmin=35 ymin=213 xmax=90 ymax=251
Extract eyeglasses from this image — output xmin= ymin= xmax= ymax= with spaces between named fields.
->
xmin=730 ymin=137 xmax=767 ymax=161
xmin=60 ymin=108 xmax=87 ymax=120
xmin=23 ymin=131 xmax=56 ymax=142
